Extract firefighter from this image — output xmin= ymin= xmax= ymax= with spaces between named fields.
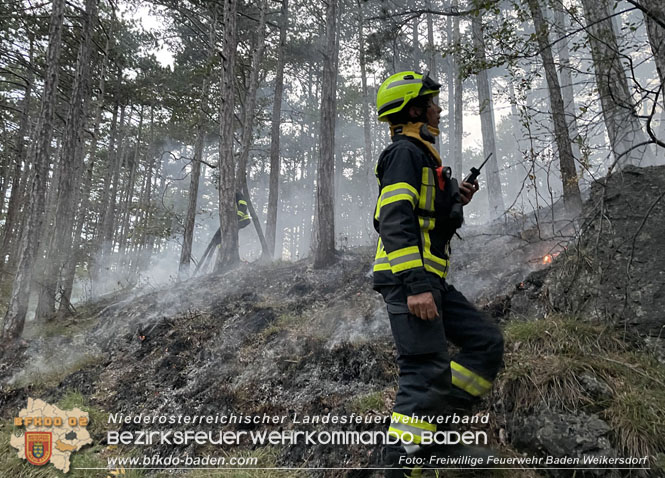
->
xmin=236 ymin=191 xmax=251 ymax=229
xmin=373 ymin=71 xmax=504 ymax=476
xmin=194 ymin=192 xmax=252 ymax=275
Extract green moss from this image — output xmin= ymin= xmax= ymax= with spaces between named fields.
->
xmin=57 ymin=391 xmax=110 ymax=438
xmin=350 ymin=391 xmax=386 ymax=414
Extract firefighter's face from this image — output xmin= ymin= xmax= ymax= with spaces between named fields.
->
xmin=425 ymin=96 xmax=442 ymax=128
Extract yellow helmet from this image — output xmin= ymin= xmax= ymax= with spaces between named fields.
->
xmin=376 ymin=71 xmax=441 ymax=122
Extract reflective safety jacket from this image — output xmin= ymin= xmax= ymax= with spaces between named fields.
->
xmin=373 ymin=122 xmax=462 ymax=295
xmin=236 ymin=192 xmax=251 ymax=229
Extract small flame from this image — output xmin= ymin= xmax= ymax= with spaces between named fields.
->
xmin=138 ymin=335 xmax=146 ymax=342
xmin=542 ymin=252 xmax=560 ymax=265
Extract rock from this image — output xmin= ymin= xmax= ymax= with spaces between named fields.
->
xmin=578 ymin=373 xmax=612 ymax=400
xmin=510 ymin=408 xmax=618 ymax=477
xmin=546 ymin=166 xmax=665 ymax=336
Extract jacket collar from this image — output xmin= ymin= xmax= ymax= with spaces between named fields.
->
xmin=389 ymin=122 xmax=442 ymax=166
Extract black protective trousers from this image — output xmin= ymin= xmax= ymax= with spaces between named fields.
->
xmin=381 ymin=280 xmax=504 ymax=420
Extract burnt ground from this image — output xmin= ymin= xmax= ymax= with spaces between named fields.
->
xmin=1 ymin=252 xmax=400 ymax=477
xmin=1 ymin=165 xmax=665 ymax=477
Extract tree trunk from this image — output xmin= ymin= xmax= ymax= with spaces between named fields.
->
xmin=2 ymin=0 xmax=66 ymax=340
xmin=451 ymin=0 xmax=463 ymax=177
xmin=425 ymin=0 xmax=436 ymax=76
xmin=179 ymin=10 xmax=217 ymax=279
xmin=641 ymin=0 xmax=665 ymax=89
xmin=642 ymin=0 xmax=665 ymax=132
xmin=1 ymin=37 xmax=33 ymax=270
xmin=266 ymin=0 xmax=289 ymax=258
xmin=1 ymin=158 xmax=26 ymax=268
xmin=313 ymin=0 xmax=338 ymax=268
xmin=0 ymin=156 xmax=8 ymax=222
xmin=236 ymin=1 xmax=269 ymax=260
xmin=552 ymin=3 xmax=582 ymax=163
xmin=357 ymin=0 xmax=373 ymax=241
xmin=471 ymin=14 xmax=505 ymax=219
xmin=528 ymin=0 xmax=582 ymax=213
xmin=133 ymin=109 xmax=157 ymax=278
xmin=118 ymin=106 xmax=143 ymax=267
xmin=581 ymin=0 xmax=654 ymax=167
xmin=215 ymin=0 xmax=240 ymax=272
xmin=425 ymin=0 xmax=440 ymax=156
xmin=412 ymin=16 xmax=420 ymax=67
xmin=60 ymin=32 xmax=111 ymax=309
xmin=36 ymin=0 xmax=99 ymax=321
xmin=93 ymin=100 xmax=119 ymax=284
xmin=507 ymin=79 xmax=528 ymax=187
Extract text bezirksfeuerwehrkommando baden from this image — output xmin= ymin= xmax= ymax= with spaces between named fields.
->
xmin=107 ymin=429 xmax=488 ymax=447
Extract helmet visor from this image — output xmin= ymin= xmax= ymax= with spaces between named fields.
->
xmin=420 ymin=71 xmax=441 ymax=95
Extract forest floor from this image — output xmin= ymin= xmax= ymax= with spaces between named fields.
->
xmin=1 ymin=166 xmax=665 ymax=478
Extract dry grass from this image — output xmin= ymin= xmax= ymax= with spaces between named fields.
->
xmin=497 ymin=316 xmax=665 ymax=459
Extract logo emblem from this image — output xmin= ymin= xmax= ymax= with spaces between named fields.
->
xmin=25 ymin=432 xmax=52 ymax=466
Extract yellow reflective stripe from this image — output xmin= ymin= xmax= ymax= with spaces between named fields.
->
xmin=375 ymin=238 xmax=387 ymax=257
xmin=418 ymin=214 xmax=449 ymax=278
xmin=373 ymin=239 xmax=391 ymax=271
xmin=410 ymin=467 xmax=423 ymax=478
xmin=424 ymin=262 xmax=447 ymax=277
xmin=419 ymin=227 xmax=448 ymax=278
xmin=426 ymin=253 xmax=448 ymax=267
xmin=451 ymin=361 xmax=492 ymax=397
xmin=387 ymin=246 xmax=423 ymax=273
xmin=391 ymin=412 xmax=436 ymax=431
xmin=388 ymin=427 xmax=422 ymax=444
xmin=380 ymin=193 xmax=416 ymax=209
xmin=375 ymin=182 xmax=419 ymax=220
xmin=392 ymin=258 xmax=422 ymax=273
xmin=421 ymin=167 xmax=435 ymax=186
xmin=387 ymin=246 xmax=420 ymax=261
xmin=418 ymin=216 xmax=435 ymax=231
xmin=389 ymin=412 xmax=435 ymax=443
xmin=373 ymin=260 xmax=391 ymax=272
xmin=238 ymin=200 xmax=247 ymax=206
xmin=382 ymin=182 xmax=418 ymax=200
xmin=418 ymin=168 xmax=435 ymax=211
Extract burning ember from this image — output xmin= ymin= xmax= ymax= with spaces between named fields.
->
xmin=138 ymin=335 xmax=146 ymax=342
xmin=541 ymin=252 xmax=561 ymax=265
